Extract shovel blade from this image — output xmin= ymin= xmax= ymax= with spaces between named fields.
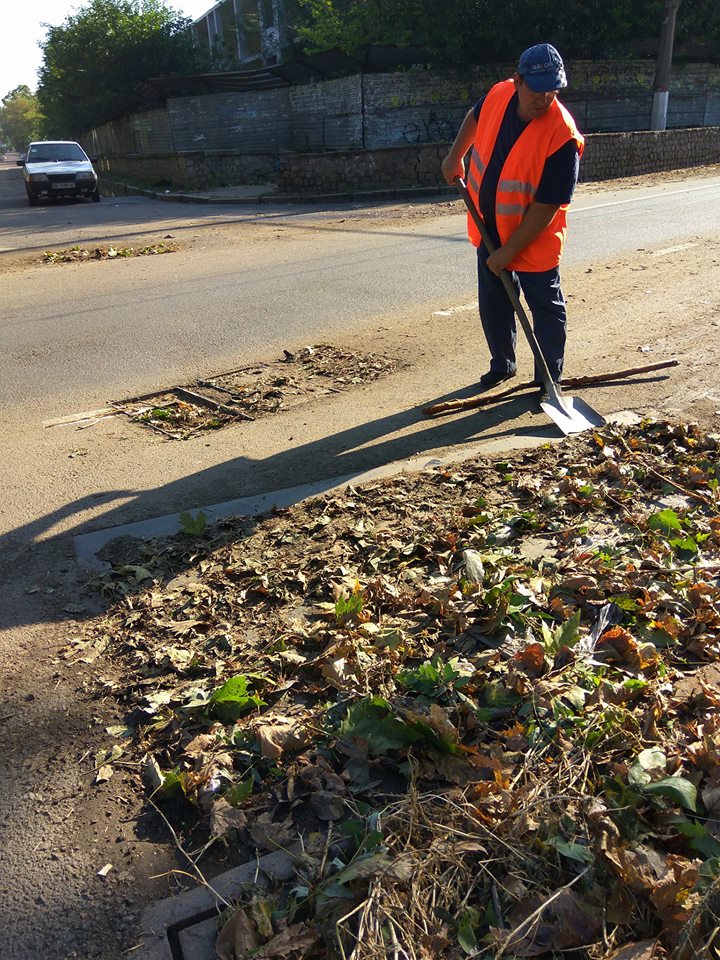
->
xmin=540 ymin=394 xmax=606 ymax=435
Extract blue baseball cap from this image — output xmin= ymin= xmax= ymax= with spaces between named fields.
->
xmin=517 ymin=43 xmax=567 ymax=92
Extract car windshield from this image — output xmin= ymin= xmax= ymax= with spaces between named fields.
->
xmin=27 ymin=143 xmax=87 ymax=162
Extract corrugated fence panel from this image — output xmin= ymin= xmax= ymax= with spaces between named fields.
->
xmin=133 ymin=110 xmax=174 ymax=153
xmin=362 ymin=71 xmax=476 ymax=150
xmin=704 ymin=93 xmax=720 ymax=126
xmin=168 ymin=89 xmax=292 ymax=152
xmin=584 ymin=98 xmax=653 ymax=132
xmin=87 ymin=59 xmax=720 ymax=178
xmin=668 ymin=95 xmax=710 ymax=128
xmin=290 ymin=77 xmax=363 ymax=150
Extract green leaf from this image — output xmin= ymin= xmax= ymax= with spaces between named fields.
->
xmin=207 ymin=676 xmax=265 ymax=722
xmin=179 ymin=510 xmax=208 ymax=537
xmin=542 ymin=608 xmax=582 ymax=655
xmin=457 ymin=908 xmax=481 ymax=955
xmin=547 ymin=836 xmax=594 ymax=864
xmin=649 ymin=509 xmax=683 ymax=533
xmin=555 ymin=608 xmax=582 ymax=650
xmin=669 ymin=536 xmax=699 ymax=558
xmin=697 ymin=857 xmax=720 ymax=893
xmin=644 ymin=776 xmax=697 ymax=811
xmin=159 ymin=767 xmax=186 ymax=798
xmin=610 ymin=593 xmax=642 ymax=612
xmin=397 ymin=655 xmax=472 ymax=696
xmin=338 ymin=697 xmax=424 ymax=755
xmin=225 ymin=778 xmax=254 ymax=805
xmin=335 ymin=590 xmax=365 ymax=624
xmin=672 ymin=819 xmax=720 ymax=858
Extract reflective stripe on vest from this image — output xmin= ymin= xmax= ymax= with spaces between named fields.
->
xmin=466 ymin=146 xmax=485 ymax=194
xmin=465 ymin=79 xmax=584 ymax=272
xmin=498 ymin=179 xmax=536 ymax=197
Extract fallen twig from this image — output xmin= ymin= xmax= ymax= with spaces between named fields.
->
xmin=495 ymin=866 xmax=591 ymax=960
xmin=423 ymin=358 xmax=679 ymax=417
xmin=148 ymin=797 xmax=231 ymax=907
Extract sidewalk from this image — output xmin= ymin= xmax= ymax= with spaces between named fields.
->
xmin=104 ymin=177 xmax=458 ymax=206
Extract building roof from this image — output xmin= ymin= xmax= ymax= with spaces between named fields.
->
xmin=136 ymin=47 xmax=435 ymax=101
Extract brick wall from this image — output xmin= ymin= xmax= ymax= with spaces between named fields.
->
xmin=274 ymin=127 xmax=720 ymax=194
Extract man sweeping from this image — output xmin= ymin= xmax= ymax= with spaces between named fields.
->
xmin=441 ymin=43 xmax=584 ymax=403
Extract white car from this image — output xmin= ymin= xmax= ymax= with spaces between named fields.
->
xmin=18 ymin=140 xmax=100 ymax=206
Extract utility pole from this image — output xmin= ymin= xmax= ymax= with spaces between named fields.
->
xmin=650 ymin=0 xmax=681 ymax=130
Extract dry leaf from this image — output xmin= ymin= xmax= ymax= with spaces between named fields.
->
xmin=210 ymin=798 xmax=248 ymax=838
xmin=216 ymin=907 xmax=260 ymax=960
xmin=254 ymin=922 xmax=319 ymax=958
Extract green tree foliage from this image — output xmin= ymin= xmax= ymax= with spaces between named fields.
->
xmin=675 ymin=0 xmax=720 ymax=52
xmin=0 ymin=86 xmax=44 ymax=149
xmin=37 ymin=0 xmax=211 ymax=137
xmin=296 ymin=0 xmax=716 ymax=65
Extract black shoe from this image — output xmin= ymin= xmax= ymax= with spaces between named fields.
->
xmin=479 ymin=369 xmax=516 ymax=389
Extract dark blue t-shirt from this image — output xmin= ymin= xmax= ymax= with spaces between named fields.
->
xmin=472 ymin=93 xmax=579 ymax=244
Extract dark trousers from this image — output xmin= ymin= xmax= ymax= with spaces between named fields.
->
xmin=476 ymin=244 xmax=567 ymax=384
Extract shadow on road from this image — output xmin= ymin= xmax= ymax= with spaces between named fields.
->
xmin=1 ymin=381 xmax=553 ymax=634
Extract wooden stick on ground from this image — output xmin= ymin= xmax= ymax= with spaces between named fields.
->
xmin=422 ymin=358 xmax=679 ymax=417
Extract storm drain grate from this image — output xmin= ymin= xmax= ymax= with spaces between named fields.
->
xmin=167 ymin=908 xmax=221 ymax=960
xmin=112 ymin=344 xmax=404 ymax=440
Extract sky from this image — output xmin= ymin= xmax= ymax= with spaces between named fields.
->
xmin=0 ymin=0 xmax=217 ymax=99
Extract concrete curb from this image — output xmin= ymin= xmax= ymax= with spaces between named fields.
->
xmin=134 ymin=848 xmax=296 ymax=960
xmin=73 ymin=412 xmax=642 ymax=569
xmin=74 ymin=432 xmax=559 ymax=569
xmin=102 ymin=177 xmax=457 ymax=206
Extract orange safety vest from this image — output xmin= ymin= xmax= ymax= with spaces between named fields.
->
xmin=466 ymin=79 xmax=584 ymax=272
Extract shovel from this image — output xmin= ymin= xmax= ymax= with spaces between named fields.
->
xmin=455 ymin=177 xmax=605 ymax=436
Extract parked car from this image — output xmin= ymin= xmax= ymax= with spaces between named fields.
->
xmin=18 ymin=140 xmax=100 ymax=206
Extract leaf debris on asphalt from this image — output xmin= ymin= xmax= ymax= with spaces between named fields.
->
xmin=41 ymin=242 xmax=179 ymax=263
xmin=116 ymin=345 xmax=404 ymax=439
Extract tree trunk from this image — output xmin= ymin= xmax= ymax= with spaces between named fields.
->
xmin=651 ymin=0 xmax=681 ymax=131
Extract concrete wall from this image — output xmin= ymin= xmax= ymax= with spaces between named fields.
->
xmin=87 ymin=109 xmax=174 ymax=157
xmin=87 ymin=60 xmax=720 ymax=192
xmin=168 ymin=88 xmax=292 ymax=152
xmin=289 ymin=76 xmax=364 ymax=151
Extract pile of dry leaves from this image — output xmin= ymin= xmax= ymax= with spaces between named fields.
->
xmin=73 ymin=418 xmax=720 ymax=959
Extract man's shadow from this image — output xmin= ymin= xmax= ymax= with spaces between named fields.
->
xmin=1 ymin=381 xmax=554 ymax=633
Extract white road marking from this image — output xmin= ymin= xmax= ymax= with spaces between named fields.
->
xmin=651 ymin=242 xmax=698 ymax=256
xmin=433 ymin=302 xmax=478 ymax=317
xmin=573 ymin=180 xmax=720 ymax=214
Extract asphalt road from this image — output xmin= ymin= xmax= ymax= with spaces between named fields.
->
xmin=1 ymin=157 xmax=719 ymax=960
xmin=2 ymin=161 xmax=720 ymax=414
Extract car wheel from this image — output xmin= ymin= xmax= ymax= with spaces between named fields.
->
xmin=27 ymin=190 xmax=38 ymax=207
xmin=91 ymin=187 xmax=101 ymax=202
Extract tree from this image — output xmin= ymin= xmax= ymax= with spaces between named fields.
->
xmin=0 ymin=86 xmax=43 ymax=149
xmin=295 ymin=0 xmax=720 ymax=66
xmin=651 ymin=0 xmax=681 ymax=130
xmin=37 ymin=0 xmax=211 ymax=137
